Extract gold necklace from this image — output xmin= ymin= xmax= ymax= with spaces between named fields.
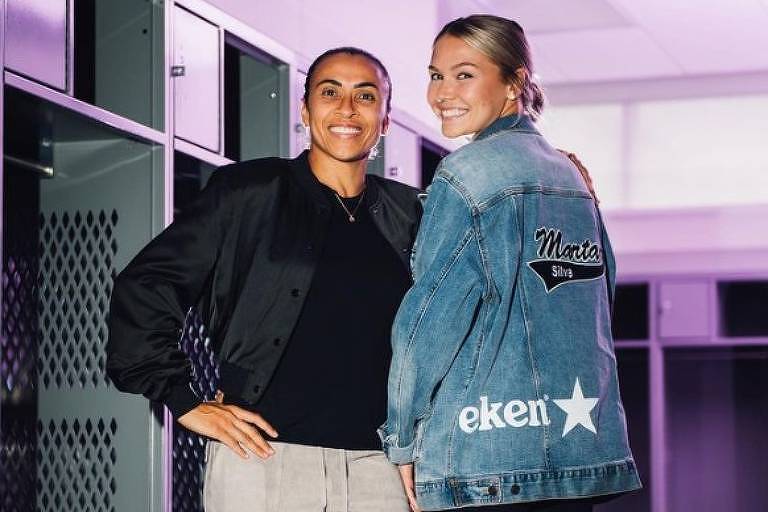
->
xmin=333 ymin=189 xmax=366 ymax=223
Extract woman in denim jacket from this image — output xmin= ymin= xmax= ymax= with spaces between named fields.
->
xmin=380 ymin=15 xmax=642 ymax=512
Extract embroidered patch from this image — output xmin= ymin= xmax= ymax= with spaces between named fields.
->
xmin=527 ymin=227 xmax=604 ymax=292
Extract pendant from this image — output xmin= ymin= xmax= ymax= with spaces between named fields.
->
xmin=349 ymin=215 xmax=356 ymax=223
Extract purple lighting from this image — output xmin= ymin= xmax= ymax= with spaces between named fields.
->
xmin=2 ymin=1 xmax=768 ymax=512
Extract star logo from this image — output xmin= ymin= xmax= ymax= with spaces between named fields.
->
xmin=552 ymin=378 xmax=599 ymax=437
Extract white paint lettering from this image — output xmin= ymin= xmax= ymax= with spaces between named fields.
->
xmin=459 ymin=406 xmax=480 ymax=433
xmin=502 ymin=400 xmax=528 ymax=427
xmin=479 ymin=396 xmax=505 ymax=431
xmin=527 ymin=399 xmax=550 ymax=427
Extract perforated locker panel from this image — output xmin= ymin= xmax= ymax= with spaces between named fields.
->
xmin=173 ymin=309 xmax=220 ymax=512
xmin=1 ymin=167 xmax=40 ymax=512
xmin=1 ymin=89 xmax=165 ymax=511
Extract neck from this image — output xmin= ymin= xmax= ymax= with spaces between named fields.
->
xmin=500 ymin=98 xmax=522 ymax=118
xmin=307 ymin=149 xmax=367 ymax=197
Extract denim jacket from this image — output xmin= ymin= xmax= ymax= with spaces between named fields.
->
xmin=379 ymin=114 xmax=641 ymax=509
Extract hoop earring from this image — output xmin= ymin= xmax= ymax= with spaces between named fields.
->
xmin=368 ymin=142 xmax=379 ymax=160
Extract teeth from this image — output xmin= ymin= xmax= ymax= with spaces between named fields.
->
xmin=441 ymin=108 xmax=468 ymax=119
xmin=329 ymin=126 xmax=362 ymax=134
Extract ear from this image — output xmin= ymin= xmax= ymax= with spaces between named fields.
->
xmin=300 ymin=100 xmax=309 ymax=126
xmin=508 ymin=67 xmax=527 ymax=99
xmin=381 ymin=113 xmax=391 ymax=136
xmin=505 ymin=82 xmax=517 ymax=101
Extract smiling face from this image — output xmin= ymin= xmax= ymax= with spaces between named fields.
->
xmin=301 ymin=53 xmax=390 ymax=165
xmin=428 ymin=35 xmax=518 ymax=138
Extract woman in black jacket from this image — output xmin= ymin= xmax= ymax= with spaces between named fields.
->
xmin=107 ymin=47 xmax=420 ymax=512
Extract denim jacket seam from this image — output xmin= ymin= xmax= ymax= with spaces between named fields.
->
xmin=401 ymin=227 xmax=472 ymax=352
xmin=417 ymin=457 xmax=637 ymax=485
xmin=474 ymin=126 xmax=540 ymax=144
xmin=436 ymin=171 xmax=479 ymax=209
xmin=393 ymin=227 xmax=475 ymax=448
xmin=438 ymin=172 xmax=494 ymax=299
xmin=446 ymin=300 xmax=489 ymax=476
xmin=390 ymin=174 xmax=473 ymax=454
xmin=510 ymin=194 xmax=553 ymax=469
xmin=478 ymin=186 xmax=592 ymax=211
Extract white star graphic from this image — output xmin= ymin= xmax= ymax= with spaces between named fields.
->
xmin=552 ymin=378 xmax=599 ymax=437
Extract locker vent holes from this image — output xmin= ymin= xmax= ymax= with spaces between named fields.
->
xmin=37 ymin=417 xmax=118 ymax=511
xmin=38 ymin=210 xmax=118 ymax=389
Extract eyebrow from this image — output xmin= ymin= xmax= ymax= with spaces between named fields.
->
xmin=315 ymin=79 xmax=379 ymax=90
xmin=428 ymin=62 xmax=479 ymax=72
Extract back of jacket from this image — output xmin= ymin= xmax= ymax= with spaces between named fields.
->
xmin=380 ymin=114 xmax=641 ymax=510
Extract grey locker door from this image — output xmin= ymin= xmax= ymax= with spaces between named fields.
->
xmin=223 ymin=40 xmax=289 ymax=161
xmin=1 ymin=88 xmax=164 ymax=512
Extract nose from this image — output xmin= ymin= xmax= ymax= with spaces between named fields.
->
xmin=337 ymin=92 xmax=356 ymax=118
xmin=433 ymin=80 xmax=455 ymax=104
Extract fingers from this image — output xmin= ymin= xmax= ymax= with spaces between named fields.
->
xmin=399 ymin=464 xmax=420 ymax=512
xmin=230 ymin=417 xmax=275 ymax=459
xmin=405 ymin=485 xmax=419 ymax=512
xmin=216 ymin=430 xmax=250 ymax=459
xmin=176 ymin=403 xmax=276 ymax=460
xmin=230 ymin=406 xmax=279 ymax=439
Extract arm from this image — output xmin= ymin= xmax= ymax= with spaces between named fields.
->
xmin=380 ymin=172 xmax=487 ymax=464
xmin=106 ymin=168 xmax=278 ymax=459
xmin=106 ymin=168 xmax=231 ymax=418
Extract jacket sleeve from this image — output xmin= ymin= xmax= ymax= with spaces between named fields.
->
xmin=106 ymin=168 xmax=232 ymax=419
xmin=379 ymin=173 xmax=487 ymax=464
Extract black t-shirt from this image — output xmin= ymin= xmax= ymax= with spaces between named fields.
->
xmin=254 ymin=184 xmax=411 ymax=449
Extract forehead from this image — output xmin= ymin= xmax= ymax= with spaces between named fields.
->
xmin=430 ymin=35 xmax=495 ymax=69
xmin=311 ymin=53 xmax=387 ymax=88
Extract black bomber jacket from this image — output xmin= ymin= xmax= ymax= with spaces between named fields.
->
xmin=106 ymin=151 xmax=422 ymax=418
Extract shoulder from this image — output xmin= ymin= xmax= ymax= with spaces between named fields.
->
xmin=212 ymin=156 xmax=291 ymax=191
xmin=440 ymin=132 xmax=532 ymax=178
xmin=369 ymin=174 xmax=422 ymax=197
xmin=368 ymin=174 xmax=423 ymax=218
xmin=437 ymin=130 xmax=573 ymax=201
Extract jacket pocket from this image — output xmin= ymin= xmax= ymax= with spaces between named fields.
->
xmin=413 ymin=412 xmax=432 ymax=462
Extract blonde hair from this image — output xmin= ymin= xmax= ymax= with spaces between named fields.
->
xmin=435 ymin=15 xmax=545 ymax=120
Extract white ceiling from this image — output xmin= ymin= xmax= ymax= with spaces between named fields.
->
xmin=440 ymin=0 xmax=768 ymax=85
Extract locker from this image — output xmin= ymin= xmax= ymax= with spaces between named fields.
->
xmin=5 ymin=0 xmax=68 ymax=90
xmin=658 ymin=280 xmax=710 ymax=340
xmin=173 ymin=7 xmax=221 ymax=152
xmin=384 ymin=121 xmax=420 ymax=188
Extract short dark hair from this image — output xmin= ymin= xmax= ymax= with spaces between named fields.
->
xmin=303 ymin=47 xmax=392 ymax=113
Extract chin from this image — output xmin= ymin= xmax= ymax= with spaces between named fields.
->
xmin=329 ymin=148 xmax=371 ymax=163
xmin=441 ymin=124 xmax=466 ymax=139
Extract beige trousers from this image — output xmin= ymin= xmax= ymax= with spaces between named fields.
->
xmin=203 ymin=441 xmax=409 ymax=512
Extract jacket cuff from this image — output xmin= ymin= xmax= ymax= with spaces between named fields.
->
xmin=164 ymin=382 xmax=202 ymax=420
xmin=378 ymin=426 xmax=417 ymax=464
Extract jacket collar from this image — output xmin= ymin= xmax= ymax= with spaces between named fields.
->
xmin=474 ymin=113 xmax=540 ymax=142
xmin=289 ymin=150 xmax=381 ymax=209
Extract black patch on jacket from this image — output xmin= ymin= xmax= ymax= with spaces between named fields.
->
xmin=527 ymin=227 xmax=604 ymax=293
